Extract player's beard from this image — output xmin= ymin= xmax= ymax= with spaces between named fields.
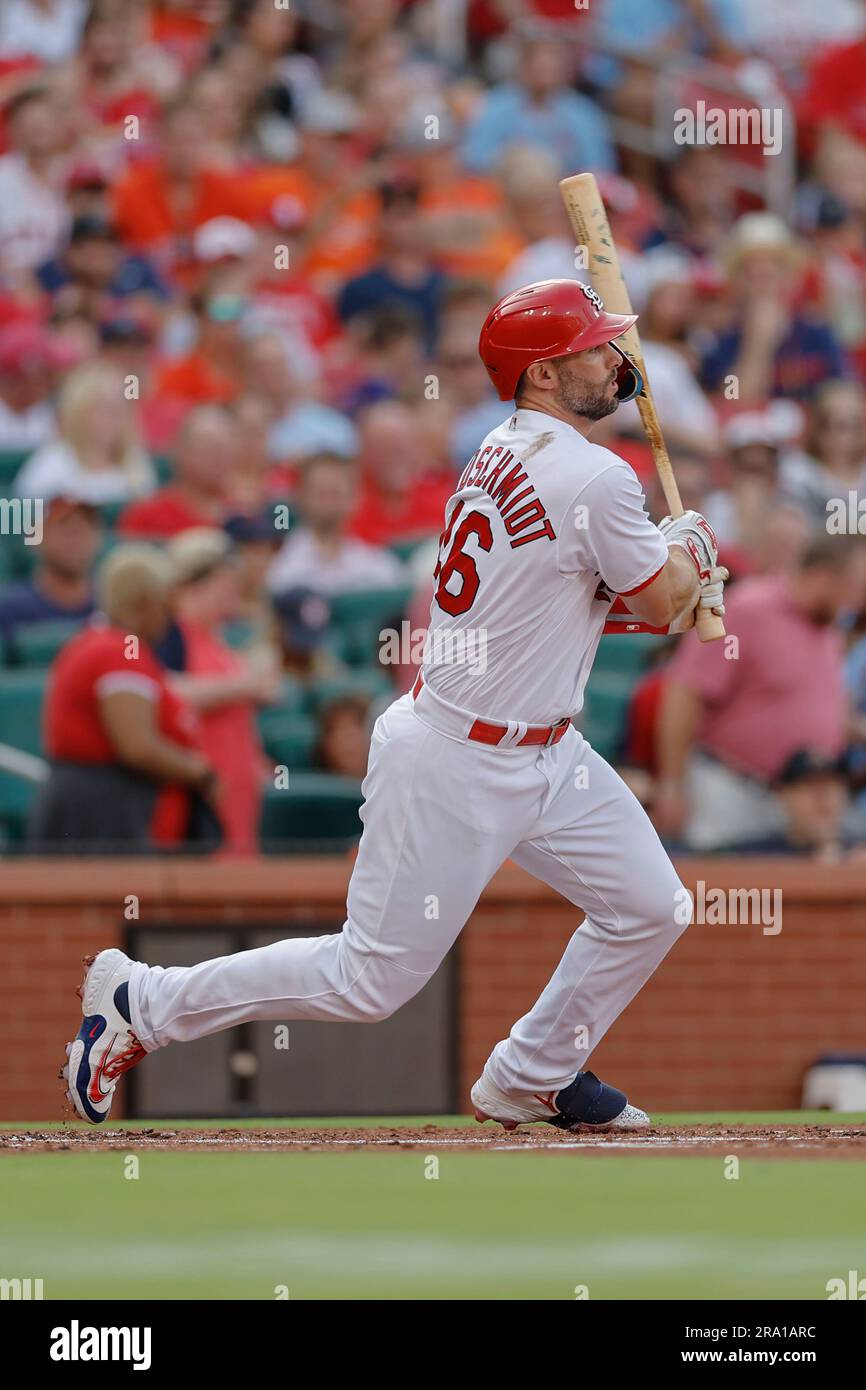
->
xmin=555 ymin=358 xmax=620 ymax=422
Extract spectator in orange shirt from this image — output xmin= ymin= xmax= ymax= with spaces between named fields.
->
xmin=111 ymin=96 xmax=251 ymax=283
xmin=348 ymin=400 xmax=454 ymax=548
xmin=118 ymin=404 xmax=238 ymax=540
xmin=416 ymin=117 xmax=524 ymax=283
xmin=154 ymin=289 xmax=247 ymax=413
xmin=293 ymin=89 xmax=379 ymax=296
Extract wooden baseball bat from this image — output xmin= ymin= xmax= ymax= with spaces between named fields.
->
xmin=559 ymin=171 xmax=725 ymax=642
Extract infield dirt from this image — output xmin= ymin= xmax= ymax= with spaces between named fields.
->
xmin=2 ymin=1123 xmax=865 ymax=1157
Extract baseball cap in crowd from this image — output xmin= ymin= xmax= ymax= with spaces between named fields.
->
xmin=168 ymin=528 xmax=237 ymax=586
xmin=98 ymin=313 xmax=156 ymax=347
xmin=723 ymin=212 xmax=805 ymax=275
xmin=266 ymin=193 xmax=308 ymax=234
xmin=65 ymin=161 xmax=110 ymax=193
xmin=223 ymin=512 xmax=282 ymax=546
xmin=272 ymin=587 xmax=332 ymax=652
xmin=69 ymin=214 xmax=117 ymax=244
xmin=722 ymin=399 xmax=803 ymax=452
xmin=775 ymin=749 xmax=845 ymax=787
xmin=193 ymin=216 xmax=258 ymax=264
xmin=44 ymin=493 xmax=101 ymax=525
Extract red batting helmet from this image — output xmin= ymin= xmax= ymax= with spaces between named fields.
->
xmin=478 ymin=278 xmax=643 ymax=403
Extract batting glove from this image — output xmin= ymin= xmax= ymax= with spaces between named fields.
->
xmin=658 ymin=510 xmax=719 ymax=581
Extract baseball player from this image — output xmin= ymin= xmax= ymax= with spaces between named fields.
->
xmin=63 ymin=279 xmax=727 ymax=1132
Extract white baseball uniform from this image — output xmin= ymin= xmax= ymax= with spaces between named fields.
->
xmin=128 ymin=408 xmax=689 ymax=1099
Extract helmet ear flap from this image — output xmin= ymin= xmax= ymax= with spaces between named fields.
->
xmin=613 ymin=345 xmax=643 ymax=403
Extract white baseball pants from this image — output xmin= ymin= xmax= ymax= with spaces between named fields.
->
xmin=128 ymin=686 xmax=689 ymax=1096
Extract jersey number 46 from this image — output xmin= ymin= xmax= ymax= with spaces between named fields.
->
xmin=433 ymin=500 xmax=492 ymax=616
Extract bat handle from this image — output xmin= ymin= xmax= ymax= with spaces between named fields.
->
xmin=695 ymin=607 xmax=726 ymax=643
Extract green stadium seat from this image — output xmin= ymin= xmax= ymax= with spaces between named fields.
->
xmin=260 ymin=773 xmax=363 ymax=852
xmin=0 ymin=770 xmax=37 ymax=843
xmin=593 ymin=632 xmax=665 ymax=677
xmin=0 ymin=670 xmax=47 ymax=842
xmin=153 ymin=454 xmax=174 ymax=485
xmin=0 ymin=450 xmax=29 ymax=488
xmin=0 ymin=670 xmax=47 ymax=755
xmin=328 ymin=585 xmax=413 ymax=667
xmin=96 ymin=499 xmax=127 ymax=531
xmin=256 ymin=677 xmax=305 ymax=720
xmin=222 ymin=618 xmax=256 ymax=651
xmin=257 ymin=711 xmax=317 ymax=770
xmin=389 ymin=537 xmax=429 ymax=565
xmin=303 ymin=669 xmax=393 ymax=714
xmin=2 ymin=529 xmax=37 ymax=581
xmin=578 ymin=670 xmax=636 ymax=763
xmin=9 ymin=619 xmax=83 ymax=668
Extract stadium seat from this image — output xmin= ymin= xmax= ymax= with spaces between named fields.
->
xmin=153 ymin=454 xmax=174 ymax=485
xmin=257 ymin=711 xmax=318 ymax=770
xmin=0 ymin=450 xmax=28 ymax=488
xmin=594 ymin=632 xmax=665 ymax=677
xmin=222 ymin=618 xmax=257 ymax=651
xmin=328 ymin=585 xmax=413 ymax=667
xmin=0 ymin=772 xmax=36 ymax=845
xmin=0 ymin=670 xmax=47 ymax=755
xmin=256 ymin=677 xmax=305 ymax=720
xmin=0 ymin=670 xmax=46 ymax=843
xmin=578 ymin=670 xmax=636 ymax=762
xmin=389 ymin=537 xmax=429 ymax=565
xmin=9 ymin=619 xmax=83 ymax=667
xmin=96 ymin=499 xmax=127 ymax=531
xmin=259 ymin=773 xmax=364 ymax=852
xmin=303 ymin=669 xmax=394 ymax=714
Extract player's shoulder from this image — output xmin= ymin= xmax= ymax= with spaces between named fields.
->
xmin=541 ymin=432 xmax=645 ymax=513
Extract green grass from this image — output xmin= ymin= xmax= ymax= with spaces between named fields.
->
xmin=1 ymin=1114 xmax=864 ymax=1300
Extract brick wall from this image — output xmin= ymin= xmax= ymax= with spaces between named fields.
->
xmin=1 ymin=857 xmax=864 ymax=1120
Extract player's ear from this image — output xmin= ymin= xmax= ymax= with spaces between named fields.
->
xmin=525 ymin=359 xmax=558 ymax=392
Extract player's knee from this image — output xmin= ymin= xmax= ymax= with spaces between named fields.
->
xmin=338 ymin=959 xmax=423 ymax=1023
xmin=644 ymin=871 xmax=693 ymax=939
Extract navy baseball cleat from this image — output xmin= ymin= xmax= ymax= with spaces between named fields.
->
xmin=61 ymin=949 xmax=147 ymax=1124
xmin=470 ymin=1068 xmax=650 ymax=1132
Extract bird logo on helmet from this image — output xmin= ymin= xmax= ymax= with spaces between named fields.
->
xmin=477 ymin=277 xmax=644 ymax=405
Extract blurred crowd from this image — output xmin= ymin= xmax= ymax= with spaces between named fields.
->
xmin=1 ymin=0 xmax=866 ymax=858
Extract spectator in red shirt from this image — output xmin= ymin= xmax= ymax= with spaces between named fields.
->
xmin=28 ymin=543 xmax=219 ymax=854
xmin=655 ymin=535 xmax=866 ymax=850
xmin=799 ymin=32 xmax=866 ymax=152
xmin=75 ymin=3 xmax=162 ymax=153
xmin=348 ymin=400 xmax=455 ymax=548
xmin=118 ymin=404 xmax=238 ymax=540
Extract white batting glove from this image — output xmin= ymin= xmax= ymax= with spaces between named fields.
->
xmin=658 ymin=510 xmax=719 ymax=581
xmin=698 ymin=563 xmax=729 ymax=615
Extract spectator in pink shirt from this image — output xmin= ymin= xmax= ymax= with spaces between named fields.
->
xmin=655 ymin=535 xmax=866 ymax=850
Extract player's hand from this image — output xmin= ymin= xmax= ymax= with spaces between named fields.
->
xmin=697 ymin=563 xmax=728 ymax=616
xmin=658 ymin=510 xmax=719 ymax=581
xmin=668 ymin=563 xmax=728 ymax=632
